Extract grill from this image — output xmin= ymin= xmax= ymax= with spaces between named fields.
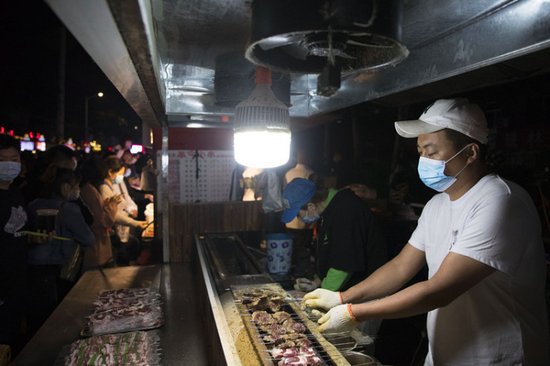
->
xmin=233 ymin=284 xmax=351 ymax=366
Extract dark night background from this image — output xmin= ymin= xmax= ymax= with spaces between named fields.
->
xmin=0 ymin=0 xmax=143 ymax=147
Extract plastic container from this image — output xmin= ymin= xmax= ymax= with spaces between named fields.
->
xmin=342 ymin=351 xmax=380 ymax=366
xmin=145 ymin=203 xmax=154 ymax=224
xmin=266 ymin=233 xmax=293 ymax=274
xmin=36 ymin=209 xmax=58 ymax=231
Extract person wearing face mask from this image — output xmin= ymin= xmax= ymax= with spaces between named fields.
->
xmin=22 ymin=145 xmax=94 ymax=227
xmin=281 ymin=178 xmax=388 ymax=297
xmin=26 ymin=167 xmax=95 ymax=336
xmin=301 ymin=98 xmax=549 ymax=365
xmin=98 ymin=157 xmax=147 ymax=265
xmin=0 ymin=134 xmax=31 ymax=355
xmin=79 ymin=156 xmax=121 ymax=272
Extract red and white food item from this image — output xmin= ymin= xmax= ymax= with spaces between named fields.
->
xmin=241 ymin=289 xmax=322 ymax=365
xmin=273 ymin=311 xmax=291 ymax=324
xmin=252 ymin=310 xmax=275 ymax=326
xmin=92 ymin=288 xmax=160 ymax=311
xmin=87 ymin=304 xmax=163 ymax=335
xmin=64 ymin=331 xmax=160 ymax=366
xmin=85 ymin=288 xmax=164 ymax=336
xmin=272 ymin=347 xmax=299 ymax=359
xmin=280 ymin=355 xmax=307 ymax=366
xmin=282 ymin=319 xmax=307 ymax=334
xmin=274 ymin=346 xmax=322 ymax=366
xmin=241 ymin=291 xmax=285 ymax=312
xmin=260 ymin=323 xmax=287 ymax=335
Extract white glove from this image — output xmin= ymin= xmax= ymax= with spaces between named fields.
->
xmin=294 ymin=278 xmax=319 ymax=292
xmin=318 ymin=304 xmax=360 ymax=333
xmin=305 ymin=308 xmax=325 ymax=320
xmin=301 ymin=288 xmax=342 ymax=311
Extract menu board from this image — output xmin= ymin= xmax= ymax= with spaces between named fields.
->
xmin=156 ymin=150 xmax=236 ymax=203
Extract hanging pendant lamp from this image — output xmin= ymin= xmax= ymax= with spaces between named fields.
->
xmin=233 ymin=66 xmax=291 ymax=168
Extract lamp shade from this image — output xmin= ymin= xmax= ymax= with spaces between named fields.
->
xmin=233 ymin=67 xmax=291 ymax=168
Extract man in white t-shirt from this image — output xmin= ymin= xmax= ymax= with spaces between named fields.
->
xmin=299 ymin=98 xmax=550 ymax=365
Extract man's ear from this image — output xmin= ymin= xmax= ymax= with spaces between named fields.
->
xmin=467 ymin=143 xmax=481 ymax=163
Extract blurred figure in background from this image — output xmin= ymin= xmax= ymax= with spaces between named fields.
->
xmin=325 ymin=151 xmax=353 ymax=189
xmin=283 ymin=177 xmax=388 ymax=336
xmin=80 ymin=156 xmax=120 ymax=272
xmin=21 ymin=144 xmax=93 ymax=227
xmin=99 ymin=157 xmax=147 ymax=265
xmin=122 ymin=152 xmax=153 ymax=222
xmin=140 ymin=156 xmax=158 ymax=194
xmin=0 ymin=134 xmax=30 ymax=355
xmin=114 ymin=134 xmax=133 ymax=159
xmin=283 ymin=178 xmax=388 ymax=292
xmin=121 ymin=150 xmax=139 ymax=183
xmin=241 ymin=167 xmax=263 ymax=201
xmin=283 ymin=149 xmax=315 ymax=278
xmin=26 ymin=167 xmax=95 ymax=336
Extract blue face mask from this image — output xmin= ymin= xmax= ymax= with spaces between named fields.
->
xmin=0 ymin=161 xmax=21 ymax=181
xmin=417 ymin=145 xmax=469 ymax=192
xmin=300 ymin=214 xmax=319 ymax=224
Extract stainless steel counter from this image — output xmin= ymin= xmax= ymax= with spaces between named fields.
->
xmin=13 ymin=264 xmax=210 ymax=365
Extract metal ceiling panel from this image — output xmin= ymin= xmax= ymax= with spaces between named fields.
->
xmin=46 ymin=0 xmax=550 ymax=126
xmin=45 ymin=0 xmax=163 ymax=127
xmin=294 ymin=0 xmax=550 ymax=114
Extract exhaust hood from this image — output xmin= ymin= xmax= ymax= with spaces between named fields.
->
xmin=45 ymin=0 xmax=550 ymax=128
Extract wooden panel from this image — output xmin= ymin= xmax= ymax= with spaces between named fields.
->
xmin=169 ymin=201 xmax=266 ymax=262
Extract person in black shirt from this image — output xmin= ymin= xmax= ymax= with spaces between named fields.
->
xmin=282 ymin=178 xmax=388 ymax=292
xmin=0 ymin=134 xmax=30 ymax=355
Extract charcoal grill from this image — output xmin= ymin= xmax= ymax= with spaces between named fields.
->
xmin=232 ymin=284 xmax=351 ymax=366
xmin=196 ymin=233 xmax=364 ymax=365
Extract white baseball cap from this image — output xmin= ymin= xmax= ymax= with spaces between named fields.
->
xmin=394 ymin=98 xmax=488 ymax=144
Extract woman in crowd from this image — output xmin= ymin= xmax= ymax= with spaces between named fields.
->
xmin=79 ymin=155 xmax=121 ymax=272
xmin=26 ymin=167 xmax=95 ymax=334
xmin=98 ymin=156 xmax=147 ymax=265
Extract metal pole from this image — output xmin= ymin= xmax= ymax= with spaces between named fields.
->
xmin=161 ymin=121 xmax=170 ymax=263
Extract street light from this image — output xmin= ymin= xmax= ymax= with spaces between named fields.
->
xmin=84 ymin=92 xmax=104 ymax=143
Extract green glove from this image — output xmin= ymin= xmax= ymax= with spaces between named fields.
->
xmin=318 ymin=304 xmax=361 ymax=333
xmin=301 ymin=288 xmax=342 ymax=311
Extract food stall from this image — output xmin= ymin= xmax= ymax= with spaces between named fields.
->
xmin=12 ymin=0 xmax=550 ymax=365
xmin=13 ymin=232 xmax=379 ymax=365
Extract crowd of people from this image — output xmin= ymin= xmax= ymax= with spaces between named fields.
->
xmin=0 ymin=134 xmax=155 ymax=357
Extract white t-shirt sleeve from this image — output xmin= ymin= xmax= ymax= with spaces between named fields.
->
xmin=451 ymin=193 xmax=527 ymax=277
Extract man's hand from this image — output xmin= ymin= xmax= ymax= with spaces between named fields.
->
xmin=294 ymin=278 xmax=319 ymax=292
xmin=318 ymin=304 xmax=360 ymax=333
xmin=301 ymin=289 xmax=342 ymax=311
xmin=138 ymin=221 xmax=149 ymax=230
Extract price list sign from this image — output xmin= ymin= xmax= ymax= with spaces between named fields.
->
xmin=157 ymin=150 xmax=236 ymax=203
